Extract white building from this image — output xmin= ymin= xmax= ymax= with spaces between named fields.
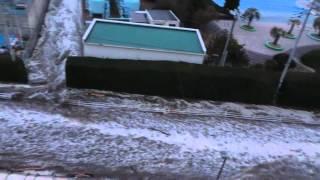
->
xmin=83 ymin=19 xmax=206 ymax=64
xmin=131 ymin=10 xmax=180 ymax=27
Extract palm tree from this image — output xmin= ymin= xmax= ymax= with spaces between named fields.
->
xmin=287 ymin=19 xmax=301 ymax=35
xmin=241 ymin=8 xmax=260 ymax=27
xmin=313 ymin=17 xmax=320 ymax=37
xmin=270 ymin=27 xmax=285 ymax=45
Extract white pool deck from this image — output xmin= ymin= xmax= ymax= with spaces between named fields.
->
xmin=216 ymin=20 xmax=320 ymax=64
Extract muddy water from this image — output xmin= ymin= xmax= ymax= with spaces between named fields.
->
xmin=0 ymin=0 xmax=320 ymax=179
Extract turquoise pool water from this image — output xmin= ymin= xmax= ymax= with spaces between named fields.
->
xmin=214 ymin=0 xmax=310 ymax=23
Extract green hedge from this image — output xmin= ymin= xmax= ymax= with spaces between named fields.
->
xmin=0 ymin=54 xmax=28 ymax=83
xmin=301 ymin=49 xmax=320 ymax=72
xmin=279 ymin=72 xmax=320 ymax=108
xmin=66 ymin=57 xmax=320 ymax=109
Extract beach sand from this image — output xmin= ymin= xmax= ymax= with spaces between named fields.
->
xmin=216 ymin=20 xmax=320 ymax=64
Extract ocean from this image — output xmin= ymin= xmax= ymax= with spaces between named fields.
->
xmin=122 ymin=0 xmax=315 ymax=23
xmin=214 ymin=0 xmax=313 ymax=23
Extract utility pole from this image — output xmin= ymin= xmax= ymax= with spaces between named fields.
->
xmin=12 ymin=7 xmax=23 ymax=43
xmin=273 ymin=0 xmax=320 ymax=105
xmin=219 ymin=10 xmax=239 ymax=67
xmin=104 ymin=0 xmax=108 ymax=19
xmin=3 ymin=18 xmax=10 ymax=50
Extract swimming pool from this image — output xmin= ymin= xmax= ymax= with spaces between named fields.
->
xmin=214 ymin=0 xmax=313 ymax=23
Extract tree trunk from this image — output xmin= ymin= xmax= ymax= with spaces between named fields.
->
xmin=109 ymin=0 xmax=120 ymax=18
xmin=288 ymin=24 xmax=295 ymax=35
xmin=273 ymin=35 xmax=280 ymax=45
xmin=248 ymin=18 xmax=252 ymax=27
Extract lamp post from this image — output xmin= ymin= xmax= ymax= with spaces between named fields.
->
xmin=219 ymin=10 xmax=239 ymax=67
xmin=273 ymin=0 xmax=320 ymax=105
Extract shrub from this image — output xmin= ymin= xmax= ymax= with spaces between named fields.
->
xmin=250 ymin=63 xmax=264 ymax=70
xmin=273 ymin=53 xmax=296 ymax=69
xmin=224 ymin=0 xmax=240 ymax=11
xmin=264 ymin=60 xmax=279 ymax=71
xmin=67 ymin=57 xmax=276 ymax=104
xmin=301 ymin=49 xmax=320 ymax=72
xmin=205 ymin=31 xmax=250 ymax=67
xmin=153 ymin=0 xmax=216 ymax=28
xmin=0 ymin=54 xmax=28 ymax=83
xmin=279 ymin=72 xmax=320 ymax=108
xmin=264 ymin=53 xmax=296 ymax=71
xmin=66 ymin=57 xmax=320 ymax=109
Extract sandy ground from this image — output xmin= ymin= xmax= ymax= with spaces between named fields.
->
xmin=216 ymin=20 xmax=320 ymax=64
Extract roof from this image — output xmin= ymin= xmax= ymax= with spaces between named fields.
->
xmin=83 ymin=19 xmax=206 ymax=54
xmin=147 ymin=10 xmax=178 ymax=21
xmin=130 ymin=11 xmax=149 ymax=23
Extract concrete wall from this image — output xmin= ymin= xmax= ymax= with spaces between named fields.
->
xmin=84 ymin=43 xmax=204 ymax=64
xmin=150 ymin=20 xmax=180 ymax=27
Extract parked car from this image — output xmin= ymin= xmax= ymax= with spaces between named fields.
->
xmin=15 ymin=2 xmax=27 ymax=9
xmin=0 ymin=47 xmax=8 ymax=54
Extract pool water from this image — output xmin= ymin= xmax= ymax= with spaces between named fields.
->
xmin=214 ymin=0 xmax=313 ymax=23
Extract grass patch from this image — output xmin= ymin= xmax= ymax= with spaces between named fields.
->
xmin=283 ymin=33 xmax=296 ymax=39
xmin=240 ymin=25 xmax=256 ymax=32
xmin=307 ymin=33 xmax=320 ymax=41
xmin=264 ymin=41 xmax=284 ymax=51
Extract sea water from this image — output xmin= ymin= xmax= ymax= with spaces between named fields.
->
xmin=214 ymin=0 xmax=314 ymax=23
xmin=121 ymin=0 xmax=315 ymax=23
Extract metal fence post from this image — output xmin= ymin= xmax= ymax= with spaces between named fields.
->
xmin=216 ymin=157 xmax=227 ymax=180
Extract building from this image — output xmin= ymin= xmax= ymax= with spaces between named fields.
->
xmin=83 ymin=19 xmax=206 ymax=64
xmin=85 ymin=0 xmax=139 ymax=19
xmin=131 ymin=10 xmax=180 ymax=27
xmin=86 ymin=0 xmax=106 ymax=18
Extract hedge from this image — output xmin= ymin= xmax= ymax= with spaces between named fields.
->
xmin=301 ymin=49 xmax=320 ymax=72
xmin=0 ymin=54 xmax=28 ymax=83
xmin=66 ymin=57 xmax=320 ymax=109
xmin=279 ymin=72 xmax=320 ymax=108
